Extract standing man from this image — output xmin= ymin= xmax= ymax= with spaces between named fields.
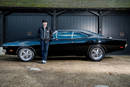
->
xmin=38 ymin=20 xmax=52 ymax=64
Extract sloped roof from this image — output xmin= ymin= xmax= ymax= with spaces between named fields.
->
xmin=0 ymin=0 xmax=130 ymax=9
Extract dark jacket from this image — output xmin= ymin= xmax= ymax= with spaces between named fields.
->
xmin=38 ymin=26 xmax=53 ymax=41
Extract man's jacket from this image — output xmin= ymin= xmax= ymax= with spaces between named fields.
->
xmin=38 ymin=26 xmax=52 ymax=41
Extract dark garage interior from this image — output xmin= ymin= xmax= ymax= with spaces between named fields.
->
xmin=0 ymin=0 xmax=130 ymax=87
xmin=0 ymin=9 xmax=130 ymax=54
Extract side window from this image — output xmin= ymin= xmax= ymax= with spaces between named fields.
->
xmin=52 ymin=31 xmax=89 ymax=39
xmin=72 ymin=32 xmax=89 ymax=39
xmin=57 ymin=31 xmax=72 ymax=39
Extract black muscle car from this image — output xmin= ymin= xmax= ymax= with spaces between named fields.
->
xmin=2 ymin=29 xmax=127 ymax=61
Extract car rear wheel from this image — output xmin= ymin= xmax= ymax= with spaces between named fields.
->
xmin=17 ymin=47 xmax=35 ymax=62
xmin=88 ymin=45 xmax=105 ymax=61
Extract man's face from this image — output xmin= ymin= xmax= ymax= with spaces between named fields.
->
xmin=42 ymin=22 xmax=48 ymax=28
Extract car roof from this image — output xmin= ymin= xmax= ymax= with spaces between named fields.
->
xmin=57 ymin=29 xmax=99 ymax=35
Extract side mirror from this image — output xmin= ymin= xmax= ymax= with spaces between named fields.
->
xmin=52 ymin=30 xmax=58 ymax=39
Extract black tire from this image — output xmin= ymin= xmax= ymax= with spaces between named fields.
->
xmin=87 ymin=45 xmax=105 ymax=61
xmin=17 ymin=47 xmax=35 ymax=62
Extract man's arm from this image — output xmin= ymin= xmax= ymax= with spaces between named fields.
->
xmin=39 ymin=28 xmax=44 ymax=40
xmin=48 ymin=28 xmax=53 ymax=39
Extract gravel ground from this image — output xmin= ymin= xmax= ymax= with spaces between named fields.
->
xmin=0 ymin=55 xmax=130 ymax=87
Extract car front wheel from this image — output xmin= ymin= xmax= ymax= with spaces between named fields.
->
xmin=88 ymin=45 xmax=105 ymax=61
xmin=17 ymin=47 xmax=35 ymax=62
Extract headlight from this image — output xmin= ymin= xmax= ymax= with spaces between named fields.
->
xmin=3 ymin=49 xmax=6 ymax=53
xmin=0 ymin=47 xmax=6 ymax=55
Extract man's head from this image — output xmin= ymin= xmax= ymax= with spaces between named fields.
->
xmin=42 ymin=20 xmax=48 ymax=28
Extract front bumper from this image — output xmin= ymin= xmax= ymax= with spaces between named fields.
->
xmin=125 ymin=43 xmax=128 ymax=48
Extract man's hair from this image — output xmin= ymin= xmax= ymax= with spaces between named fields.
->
xmin=42 ymin=20 xmax=48 ymax=23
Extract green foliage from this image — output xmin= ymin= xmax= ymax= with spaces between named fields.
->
xmin=0 ymin=0 xmax=130 ymax=8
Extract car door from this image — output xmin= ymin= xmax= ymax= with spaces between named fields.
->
xmin=49 ymin=30 xmax=74 ymax=55
xmin=71 ymin=31 xmax=90 ymax=53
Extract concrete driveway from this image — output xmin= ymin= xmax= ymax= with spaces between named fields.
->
xmin=0 ymin=55 xmax=130 ymax=87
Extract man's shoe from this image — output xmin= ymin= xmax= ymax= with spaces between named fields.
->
xmin=42 ymin=60 xmax=47 ymax=64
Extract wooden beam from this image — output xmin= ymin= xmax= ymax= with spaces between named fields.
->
xmin=0 ymin=14 xmax=5 ymax=46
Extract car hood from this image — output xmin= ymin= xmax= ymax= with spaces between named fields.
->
xmin=2 ymin=39 xmax=40 ymax=46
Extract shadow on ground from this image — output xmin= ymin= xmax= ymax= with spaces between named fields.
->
xmin=0 ymin=55 xmax=113 ymax=62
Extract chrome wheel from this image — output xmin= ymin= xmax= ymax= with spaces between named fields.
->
xmin=88 ymin=45 xmax=105 ymax=61
xmin=18 ymin=48 xmax=34 ymax=61
xmin=91 ymin=48 xmax=103 ymax=60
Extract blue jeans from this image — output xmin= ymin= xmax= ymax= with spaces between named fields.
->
xmin=40 ymin=40 xmax=50 ymax=61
